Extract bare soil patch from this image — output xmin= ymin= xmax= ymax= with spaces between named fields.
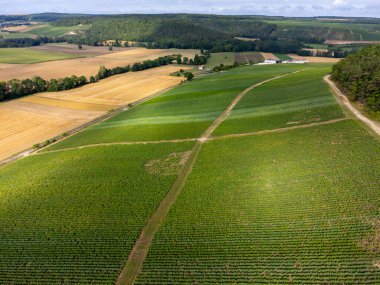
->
xmin=145 ymin=152 xmax=191 ymax=176
xmin=359 ymin=219 xmax=380 ymax=253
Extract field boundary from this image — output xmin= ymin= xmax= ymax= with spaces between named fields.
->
xmin=37 ymin=138 xmax=198 ymax=155
xmin=116 ymin=68 xmax=308 ymax=285
xmin=324 ymin=75 xmax=380 ymax=137
xmin=210 ymin=118 xmax=349 ymax=140
xmin=35 ymin=118 xmax=348 ymax=155
xmin=0 ymin=84 xmax=181 ymax=168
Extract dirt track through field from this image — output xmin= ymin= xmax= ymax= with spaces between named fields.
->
xmin=211 ymin=118 xmax=349 ymax=140
xmin=40 ymin=118 xmax=348 ymax=156
xmin=115 ymin=69 xmax=308 ymax=285
xmin=325 ymin=75 xmax=380 ymax=137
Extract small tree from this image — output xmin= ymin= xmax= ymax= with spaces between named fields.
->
xmin=0 ymin=81 xmax=7 ymax=100
xmin=89 ymin=76 xmax=96 ymax=83
xmin=184 ymin=72 xmax=194 ymax=81
xmin=78 ymin=44 xmax=83 ymax=50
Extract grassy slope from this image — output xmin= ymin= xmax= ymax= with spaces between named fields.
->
xmin=136 ymin=120 xmax=380 ymax=284
xmin=274 ymin=53 xmax=293 ymax=60
xmin=265 ymin=20 xmax=380 ymax=41
xmin=214 ymin=65 xmax=344 ymax=135
xmin=0 ymin=48 xmax=83 ymax=64
xmin=0 ymin=31 xmax=37 ymax=39
xmin=28 ymin=24 xmax=92 ymax=37
xmin=0 ymin=142 xmax=194 ymax=284
xmin=45 ymin=64 xmax=306 ymax=151
xmin=205 ymin=52 xmax=235 ymax=68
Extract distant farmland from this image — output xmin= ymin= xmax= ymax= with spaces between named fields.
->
xmin=1 ymin=63 xmax=379 ymax=284
xmin=0 ymin=47 xmax=198 ymax=80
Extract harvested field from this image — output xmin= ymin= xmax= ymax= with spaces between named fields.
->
xmin=324 ymin=40 xmax=380 ymax=45
xmin=0 ymin=48 xmax=198 ymax=81
xmin=0 ymin=63 xmax=22 ymax=70
xmin=235 ymin=52 xmax=264 ymax=64
xmin=0 ymin=65 xmax=187 ymax=161
xmin=37 ymin=65 xmax=187 ymax=106
xmin=288 ymin=54 xmax=341 ymax=63
xmin=0 ymin=101 xmax=103 ymax=162
xmin=260 ymin=52 xmax=279 ymax=60
xmin=2 ymin=24 xmax=47 ymax=32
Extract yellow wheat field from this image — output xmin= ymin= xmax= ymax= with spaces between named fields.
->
xmin=0 ymin=65 xmax=189 ymax=161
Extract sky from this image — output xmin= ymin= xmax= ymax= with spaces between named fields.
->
xmin=1 ymin=0 xmax=379 ymax=18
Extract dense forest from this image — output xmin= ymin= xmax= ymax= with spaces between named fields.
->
xmin=54 ymin=14 xmax=302 ymax=53
xmin=332 ymin=44 xmax=380 ymax=113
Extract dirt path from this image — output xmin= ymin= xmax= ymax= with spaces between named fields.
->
xmin=210 ymin=118 xmax=349 ymax=141
xmin=325 ymin=75 xmax=380 ymax=137
xmin=38 ymin=138 xmax=198 ymax=155
xmin=116 ymin=69 xmax=308 ymax=285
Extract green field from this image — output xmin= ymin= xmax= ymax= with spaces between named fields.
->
xmin=27 ymin=24 xmax=92 ymax=37
xmin=305 ymin=43 xmax=330 ymax=49
xmin=137 ymin=120 xmax=380 ymax=284
xmin=214 ymin=66 xmax=345 ymax=135
xmin=274 ymin=53 xmax=293 ymax=60
xmin=0 ymin=48 xmax=83 ymax=63
xmin=205 ymin=52 xmax=235 ymax=68
xmin=44 ymin=64 xmax=305 ymax=151
xmin=0 ymin=143 xmax=194 ymax=284
xmin=1 ymin=62 xmax=379 ymax=284
xmin=0 ymin=31 xmax=37 ymax=39
xmin=265 ymin=19 xmax=380 ymax=41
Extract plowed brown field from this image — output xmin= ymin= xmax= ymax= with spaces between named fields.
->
xmin=0 ymin=65 xmax=189 ymax=161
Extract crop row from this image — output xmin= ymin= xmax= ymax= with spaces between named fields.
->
xmin=0 ymin=142 xmax=194 ymax=284
xmin=45 ymin=63 xmax=306 ymax=151
xmin=136 ymin=120 xmax=380 ymax=284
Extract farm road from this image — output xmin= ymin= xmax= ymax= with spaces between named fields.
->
xmin=116 ymin=68 xmax=308 ymax=285
xmin=325 ymin=75 xmax=380 ymax=137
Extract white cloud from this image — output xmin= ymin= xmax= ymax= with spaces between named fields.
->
xmin=333 ymin=0 xmax=347 ymax=5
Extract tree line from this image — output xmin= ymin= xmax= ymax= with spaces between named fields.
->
xmin=0 ymin=54 xmax=206 ymax=101
xmin=331 ymin=44 xmax=380 ymax=113
xmin=0 ymin=37 xmax=65 ymax=48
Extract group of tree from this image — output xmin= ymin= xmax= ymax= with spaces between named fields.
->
xmin=0 ymin=75 xmax=88 ymax=100
xmin=331 ymin=44 xmax=380 ymax=113
xmin=177 ymin=53 xmax=209 ymax=65
xmin=0 ymin=36 xmax=65 ymax=48
xmin=297 ymin=48 xmax=352 ymax=58
xmin=212 ymin=62 xmax=240 ymax=73
xmin=171 ymin=69 xmax=194 ymax=81
xmin=0 ymin=54 xmax=179 ymax=101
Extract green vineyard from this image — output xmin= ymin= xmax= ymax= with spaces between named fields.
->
xmin=1 ymin=63 xmax=379 ymax=284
